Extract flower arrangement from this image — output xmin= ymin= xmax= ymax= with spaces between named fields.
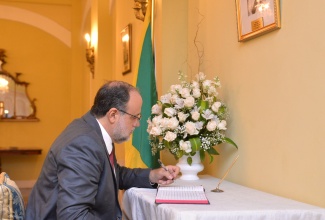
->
xmin=147 ymin=72 xmax=237 ymax=165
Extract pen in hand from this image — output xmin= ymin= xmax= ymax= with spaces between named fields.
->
xmin=158 ymin=159 xmax=168 ymax=171
xmin=158 ymin=159 xmax=174 ymax=180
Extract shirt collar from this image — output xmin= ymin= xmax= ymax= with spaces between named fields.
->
xmin=96 ymin=119 xmax=113 ymax=154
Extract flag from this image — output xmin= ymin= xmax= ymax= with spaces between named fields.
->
xmin=125 ymin=0 xmax=160 ymax=169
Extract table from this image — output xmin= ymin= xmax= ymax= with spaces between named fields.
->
xmin=0 ymin=147 xmax=42 ymax=173
xmin=123 ymin=175 xmax=325 ymax=220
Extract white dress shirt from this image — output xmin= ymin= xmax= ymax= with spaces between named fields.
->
xmin=96 ymin=119 xmax=113 ymax=155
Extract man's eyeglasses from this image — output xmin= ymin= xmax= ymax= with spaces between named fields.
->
xmin=117 ymin=109 xmax=141 ymax=121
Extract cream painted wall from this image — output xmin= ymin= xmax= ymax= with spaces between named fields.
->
xmin=159 ymin=0 xmax=325 ymax=208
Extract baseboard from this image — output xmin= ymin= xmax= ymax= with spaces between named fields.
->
xmin=15 ymin=180 xmax=36 ymax=189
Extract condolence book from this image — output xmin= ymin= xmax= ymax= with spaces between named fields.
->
xmin=155 ymin=185 xmax=210 ymax=204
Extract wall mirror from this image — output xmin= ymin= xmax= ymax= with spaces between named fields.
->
xmin=0 ymin=59 xmax=38 ymax=122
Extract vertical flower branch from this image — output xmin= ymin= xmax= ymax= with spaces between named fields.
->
xmin=193 ymin=10 xmax=205 ymax=74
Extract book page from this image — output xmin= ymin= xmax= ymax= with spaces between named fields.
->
xmin=155 ymin=185 xmax=209 ymax=204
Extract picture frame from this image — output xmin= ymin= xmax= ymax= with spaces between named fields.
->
xmin=235 ymin=0 xmax=281 ymax=42
xmin=121 ymin=24 xmax=132 ymax=74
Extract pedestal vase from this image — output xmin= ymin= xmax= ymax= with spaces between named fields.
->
xmin=176 ymin=153 xmax=204 ymax=180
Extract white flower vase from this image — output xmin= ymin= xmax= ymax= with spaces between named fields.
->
xmin=176 ymin=153 xmax=204 ymax=180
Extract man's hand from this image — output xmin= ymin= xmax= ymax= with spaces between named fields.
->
xmin=149 ymin=165 xmax=180 ymax=185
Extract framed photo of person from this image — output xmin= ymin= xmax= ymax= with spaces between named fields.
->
xmin=121 ymin=24 xmax=132 ymax=74
xmin=235 ymin=0 xmax=281 ymax=42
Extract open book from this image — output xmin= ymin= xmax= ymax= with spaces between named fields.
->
xmin=155 ymin=185 xmax=210 ymax=204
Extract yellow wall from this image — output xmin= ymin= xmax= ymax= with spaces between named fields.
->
xmin=159 ymin=0 xmax=325 ymax=208
xmin=0 ymin=0 xmax=150 ymax=179
xmin=0 ymin=0 xmax=89 ymax=181
xmin=0 ymin=2 xmax=72 ymax=181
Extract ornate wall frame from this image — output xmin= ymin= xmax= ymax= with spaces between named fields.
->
xmin=236 ymin=0 xmax=281 ymax=42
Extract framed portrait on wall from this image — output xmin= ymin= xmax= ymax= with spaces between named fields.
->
xmin=121 ymin=24 xmax=132 ymax=74
xmin=235 ymin=0 xmax=281 ymax=42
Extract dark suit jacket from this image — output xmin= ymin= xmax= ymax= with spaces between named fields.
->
xmin=25 ymin=112 xmax=154 ymax=220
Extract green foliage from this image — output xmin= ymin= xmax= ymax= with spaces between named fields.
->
xmin=187 ymin=156 xmax=193 ymax=165
xmin=189 ymin=137 xmax=202 ymax=152
xmin=224 ymin=137 xmax=238 ymax=149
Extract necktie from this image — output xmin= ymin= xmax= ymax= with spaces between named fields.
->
xmin=109 ymin=145 xmax=115 ymax=169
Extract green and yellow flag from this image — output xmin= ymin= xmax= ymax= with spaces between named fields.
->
xmin=125 ymin=0 xmax=159 ymax=168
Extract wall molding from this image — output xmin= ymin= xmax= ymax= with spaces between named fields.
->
xmin=0 ymin=5 xmax=71 ymax=47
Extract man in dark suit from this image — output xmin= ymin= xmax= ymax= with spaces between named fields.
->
xmin=25 ymin=81 xmax=179 ymax=220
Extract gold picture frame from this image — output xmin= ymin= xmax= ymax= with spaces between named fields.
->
xmin=235 ymin=0 xmax=281 ymax=42
xmin=121 ymin=24 xmax=132 ymax=74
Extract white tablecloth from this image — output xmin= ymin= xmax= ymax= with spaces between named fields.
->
xmin=122 ymin=175 xmax=325 ymax=220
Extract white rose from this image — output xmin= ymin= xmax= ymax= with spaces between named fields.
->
xmin=179 ymin=140 xmax=192 ymax=153
xmin=207 ymin=120 xmax=217 ymax=131
xmin=174 ymin=98 xmax=185 ymax=109
xmin=217 ymin=120 xmax=227 ymax=130
xmin=170 ymin=94 xmax=179 ymax=104
xmin=202 ymin=80 xmax=212 ymax=89
xmin=152 ymin=115 xmax=162 ymax=126
xmin=196 ymin=72 xmax=206 ymax=81
xmin=170 ymin=84 xmax=182 ymax=94
xmin=160 ymin=118 xmax=170 ymax=130
xmin=202 ymin=109 xmax=214 ymax=120
xmin=192 ymin=88 xmax=201 ymax=98
xmin=166 ymin=117 xmax=179 ymax=130
xmin=191 ymin=81 xmax=200 ymax=89
xmin=160 ymin=93 xmax=172 ymax=104
xmin=178 ymin=112 xmax=189 ymax=123
xmin=164 ymin=107 xmax=176 ymax=117
xmin=211 ymin=102 xmax=222 ymax=113
xmin=191 ymin=111 xmax=200 ymax=121
xmin=195 ymin=121 xmax=203 ymax=130
xmin=185 ymin=121 xmax=199 ymax=135
xmin=147 ymin=119 xmax=153 ymax=133
xmin=180 ymin=87 xmax=191 ymax=98
xmin=164 ymin=131 xmax=177 ymax=142
xmin=184 ymin=96 xmax=195 ymax=108
xmin=149 ymin=126 xmax=162 ymax=136
xmin=208 ymin=86 xmax=218 ymax=96
xmin=151 ymin=104 xmax=162 ymax=115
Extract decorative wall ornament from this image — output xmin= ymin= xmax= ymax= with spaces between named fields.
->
xmin=0 ymin=49 xmax=6 ymax=71
xmin=133 ymin=0 xmax=148 ymax=21
xmin=84 ymin=33 xmax=95 ymax=78
xmin=0 ymin=49 xmax=39 ymax=121
xmin=121 ymin=24 xmax=132 ymax=74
